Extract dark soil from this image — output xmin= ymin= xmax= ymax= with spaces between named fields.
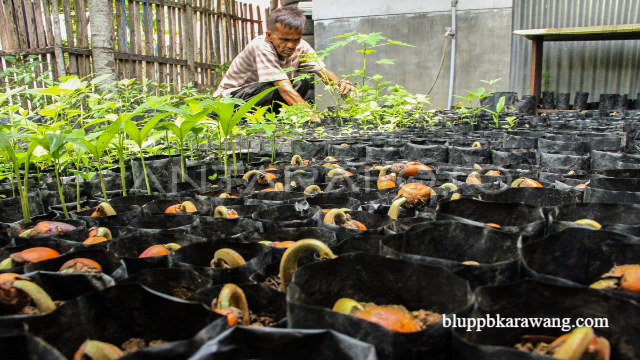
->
xmin=170 ymin=286 xmax=195 ymax=300
xmin=121 ymin=338 xmax=168 ymax=354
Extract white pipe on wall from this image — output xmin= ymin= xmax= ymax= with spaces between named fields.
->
xmin=447 ymin=0 xmax=458 ymax=109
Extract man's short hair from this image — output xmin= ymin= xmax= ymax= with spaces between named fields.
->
xmin=267 ymin=5 xmax=305 ymax=31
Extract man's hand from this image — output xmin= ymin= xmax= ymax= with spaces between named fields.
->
xmin=310 ymin=112 xmax=321 ymax=123
xmin=316 ymin=69 xmax=356 ymax=98
xmin=334 ymin=79 xmax=355 ymax=97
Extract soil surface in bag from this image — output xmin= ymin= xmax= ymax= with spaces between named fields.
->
xmin=521 ymin=228 xmax=640 ymax=301
xmin=107 ymin=233 xmax=207 ymax=276
xmin=452 ymin=279 xmax=640 ymax=360
xmin=49 ymin=200 xmax=100 ymax=216
xmin=436 ymin=199 xmax=545 ymax=243
xmin=287 ymin=253 xmax=474 ymax=360
xmin=192 ymin=217 xmax=263 ymax=240
xmin=319 ymin=210 xmax=394 ymax=242
xmin=381 ymin=221 xmax=520 ymax=290
xmin=120 ymin=267 xmax=210 ymax=301
xmin=71 ymin=205 xmax=143 ymax=227
xmin=241 ymin=227 xmax=337 ymax=262
xmin=172 ymin=240 xmax=271 ymax=284
xmin=0 ymin=333 xmax=66 ymax=360
xmin=190 ymin=327 xmax=377 ymax=360
xmin=194 ymin=283 xmax=287 ymax=327
xmin=478 ymin=187 xmax=579 ymax=207
xmin=24 ymin=283 xmax=222 ymax=359
xmin=547 ymin=202 xmax=640 ymax=235
xmin=116 ymin=319 xmax=228 ymax=360
xmin=142 ymin=198 xmax=211 ymax=216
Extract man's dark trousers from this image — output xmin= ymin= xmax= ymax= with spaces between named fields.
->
xmin=231 ymin=78 xmax=310 ymax=112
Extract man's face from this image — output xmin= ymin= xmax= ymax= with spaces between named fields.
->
xmin=266 ymin=23 xmax=302 ymax=58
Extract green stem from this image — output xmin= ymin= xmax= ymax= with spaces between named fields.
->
xmin=10 ymin=164 xmax=15 ymax=198
xmin=97 ymin=163 xmax=108 ymax=202
xmin=246 ymin=135 xmax=250 ymax=163
xmin=180 ymin=143 xmax=185 ymax=182
xmin=271 ymin=136 xmax=276 ymax=163
xmin=76 ymin=162 xmax=81 ymax=212
xmin=140 ymin=150 xmax=151 ymax=195
xmin=118 ymin=143 xmax=127 ymax=196
xmin=224 ymin=136 xmax=229 ymax=178
xmin=54 ymin=161 xmax=69 ymax=219
xmin=15 ymin=168 xmax=30 ymax=224
xmin=231 ymin=136 xmax=237 ymax=176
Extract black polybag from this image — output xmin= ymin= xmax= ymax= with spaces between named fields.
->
xmin=381 ymin=221 xmax=520 ymax=290
xmin=436 ymin=199 xmax=545 ymax=243
xmin=190 ymin=326 xmax=378 ymax=360
xmin=172 ymin=240 xmax=271 ymax=284
xmin=547 ymin=202 xmax=640 ymax=236
xmin=451 ymin=279 xmax=640 ymax=360
xmin=120 ymin=267 xmax=211 ymax=301
xmin=251 ymin=204 xmax=318 ymax=232
xmin=25 ymin=283 xmax=223 ymax=358
xmin=520 ymin=227 xmax=640 ymax=302
xmin=0 ymin=270 xmax=115 ymax=333
xmin=330 ymin=235 xmax=383 ymax=255
xmin=478 ymin=187 xmax=578 ymax=207
xmin=194 ymin=283 xmax=287 ymax=327
xmin=318 ymin=210 xmax=393 ymax=242
xmin=241 ymin=227 xmax=337 ymax=262
xmin=287 ymin=253 xmax=474 ymax=360
xmin=71 ymin=205 xmax=143 ymax=227
xmin=107 ymin=233 xmax=207 ymax=277
xmin=127 ymin=214 xmax=198 ymax=234
xmin=0 ymin=239 xmax=76 ymax=274
xmin=0 ymin=332 xmax=66 ymax=360
xmin=192 ymin=217 xmax=263 ymax=240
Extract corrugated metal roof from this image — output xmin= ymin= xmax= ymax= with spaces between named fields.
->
xmin=510 ymin=0 xmax=640 ymax=103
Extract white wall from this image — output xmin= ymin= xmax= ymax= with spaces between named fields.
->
xmin=313 ymin=0 xmax=513 ymax=20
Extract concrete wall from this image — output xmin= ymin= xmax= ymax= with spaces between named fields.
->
xmin=312 ymin=0 xmax=513 ymax=109
xmin=313 ymin=0 xmax=513 ymax=20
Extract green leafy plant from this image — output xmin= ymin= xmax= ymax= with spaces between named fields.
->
xmin=69 ymin=119 xmax=123 ymax=202
xmin=208 ymin=87 xmax=275 ymax=176
xmin=30 ymin=132 xmax=72 ymax=218
xmin=124 ymin=112 xmax=169 ymax=194
xmin=487 ymin=96 xmax=507 ymax=129
xmin=0 ymin=132 xmax=36 ymax=223
xmin=503 ymin=115 xmax=518 ymax=131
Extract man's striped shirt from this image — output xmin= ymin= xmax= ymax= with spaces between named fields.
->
xmin=213 ymin=35 xmax=325 ymax=97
